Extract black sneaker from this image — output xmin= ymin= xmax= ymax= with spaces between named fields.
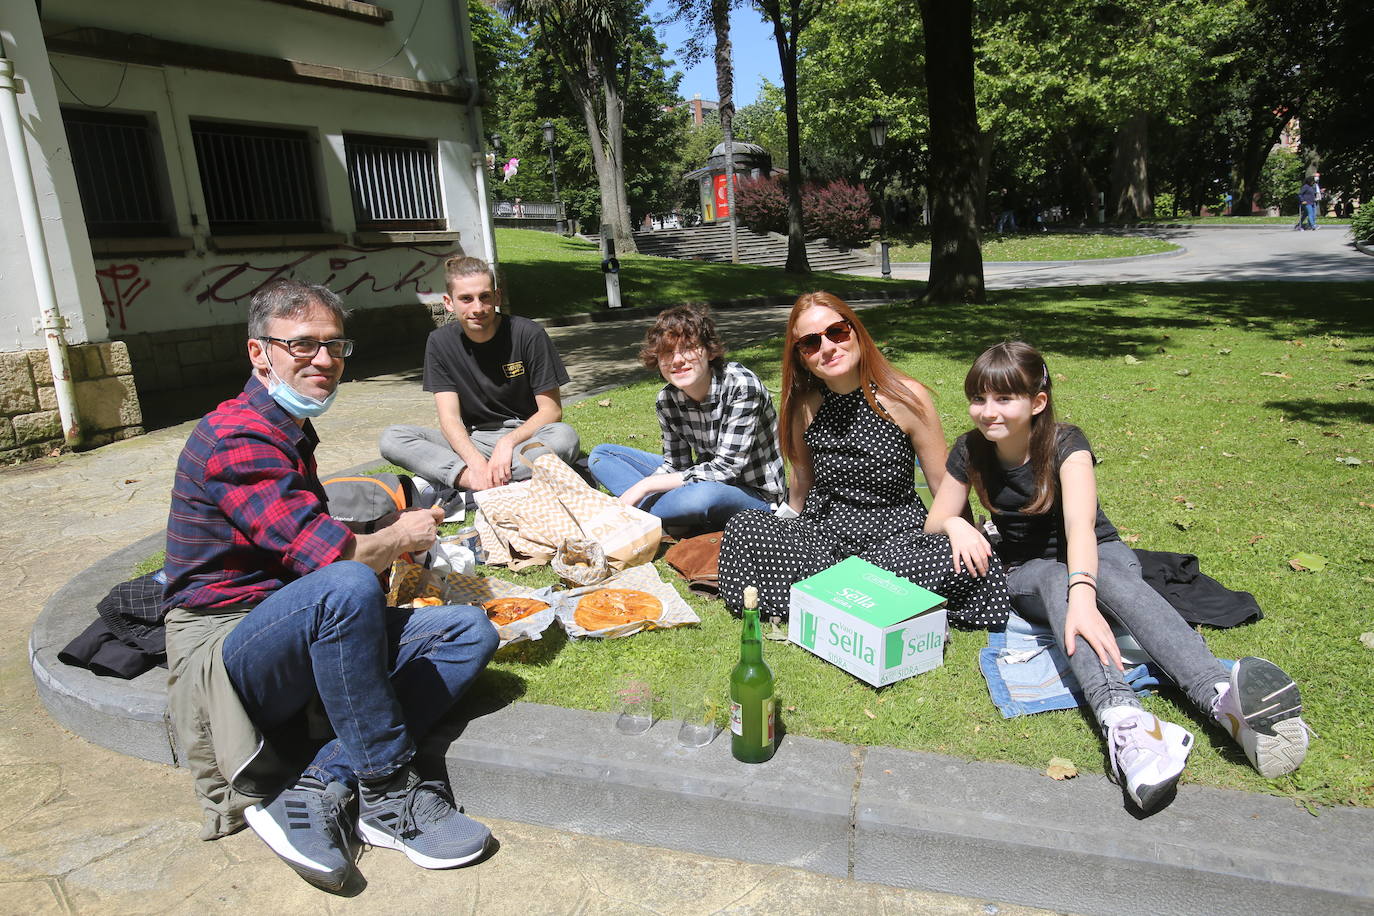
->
xmin=244 ymin=777 xmax=353 ymax=890
xmin=356 ymin=767 xmax=490 ymax=869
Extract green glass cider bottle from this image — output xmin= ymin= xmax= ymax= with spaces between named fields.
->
xmin=730 ymin=586 xmax=776 ymax=763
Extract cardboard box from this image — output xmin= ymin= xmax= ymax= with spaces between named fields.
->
xmin=788 ymin=556 xmax=948 ymax=687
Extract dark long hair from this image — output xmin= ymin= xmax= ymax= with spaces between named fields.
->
xmin=778 ymin=292 xmax=924 ymax=464
xmin=963 ymin=341 xmax=1058 ymax=514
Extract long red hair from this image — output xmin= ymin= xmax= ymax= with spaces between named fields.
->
xmin=778 ymin=292 xmax=925 ymax=464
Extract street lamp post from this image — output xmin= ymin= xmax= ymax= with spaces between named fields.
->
xmin=543 ymin=121 xmax=565 ymax=236
xmin=868 ymin=114 xmax=891 ymax=280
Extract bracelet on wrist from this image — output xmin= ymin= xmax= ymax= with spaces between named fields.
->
xmin=1068 ymin=570 xmax=1097 ymax=583
xmin=1068 ymin=580 xmax=1097 ymax=593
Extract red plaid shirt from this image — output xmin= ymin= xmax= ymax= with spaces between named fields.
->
xmin=162 ymin=376 xmax=355 ymax=611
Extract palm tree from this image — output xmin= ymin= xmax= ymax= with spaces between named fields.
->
xmin=500 ymin=0 xmax=638 ymax=252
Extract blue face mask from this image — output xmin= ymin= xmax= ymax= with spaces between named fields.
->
xmin=265 ymin=366 xmax=337 ymax=419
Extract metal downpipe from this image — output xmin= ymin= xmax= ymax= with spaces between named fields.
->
xmin=0 ymin=55 xmax=83 ymax=448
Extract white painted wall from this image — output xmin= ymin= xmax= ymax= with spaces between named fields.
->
xmin=0 ymin=8 xmax=106 ymax=350
xmin=3 ymin=0 xmax=487 ymax=349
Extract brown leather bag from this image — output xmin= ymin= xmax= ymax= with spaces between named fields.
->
xmin=663 ymin=530 xmax=725 ymax=594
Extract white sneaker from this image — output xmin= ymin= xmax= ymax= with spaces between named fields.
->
xmin=1104 ymin=708 xmax=1194 ymax=812
xmin=1212 ymin=657 xmax=1309 ymax=778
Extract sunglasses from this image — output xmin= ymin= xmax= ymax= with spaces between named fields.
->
xmin=794 ymin=320 xmax=853 ymax=356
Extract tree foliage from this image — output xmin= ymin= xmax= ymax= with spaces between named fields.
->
xmin=487 ymin=1 xmax=684 ymax=234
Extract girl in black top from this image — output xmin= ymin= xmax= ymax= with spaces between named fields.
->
xmin=926 ymin=341 xmax=1310 ymax=813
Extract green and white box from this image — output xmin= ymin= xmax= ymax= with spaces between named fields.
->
xmin=789 ymin=556 xmax=948 ymax=687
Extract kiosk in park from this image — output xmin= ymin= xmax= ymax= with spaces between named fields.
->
xmin=683 ymin=141 xmax=779 ymax=223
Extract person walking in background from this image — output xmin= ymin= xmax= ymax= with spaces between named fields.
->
xmin=1296 ymin=179 xmax=1317 ymax=230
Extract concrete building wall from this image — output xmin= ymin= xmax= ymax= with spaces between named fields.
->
xmin=0 ymin=0 xmax=493 ymax=455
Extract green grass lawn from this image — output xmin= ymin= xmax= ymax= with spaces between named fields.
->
xmin=495 ymin=228 xmax=910 ymax=320
xmin=470 ymin=281 xmax=1374 ymax=810
xmin=885 ymin=231 xmax=1179 ymax=263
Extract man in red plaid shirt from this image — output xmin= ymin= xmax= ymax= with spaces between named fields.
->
xmin=162 ymin=280 xmax=499 ymax=891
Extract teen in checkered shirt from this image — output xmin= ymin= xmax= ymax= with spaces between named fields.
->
xmin=587 ymin=305 xmax=785 ymax=534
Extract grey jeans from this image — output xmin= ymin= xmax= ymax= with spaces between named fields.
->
xmin=379 ymin=420 xmax=580 ymax=488
xmin=1006 ymin=539 xmax=1229 ymax=719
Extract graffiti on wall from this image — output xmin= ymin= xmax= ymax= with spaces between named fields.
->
xmin=96 ymin=263 xmax=151 ymax=331
xmin=190 ymin=244 xmax=458 ymax=306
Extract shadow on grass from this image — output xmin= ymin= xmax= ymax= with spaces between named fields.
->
xmin=1263 ymin=399 xmax=1374 ymax=426
xmin=827 ymin=282 xmax=1374 ymax=367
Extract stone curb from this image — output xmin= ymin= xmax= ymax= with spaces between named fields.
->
xmin=30 ymin=539 xmax=1374 ymax=915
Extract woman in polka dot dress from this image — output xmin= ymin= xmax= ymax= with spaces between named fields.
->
xmin=719 ymin=292 xmax=1011 ymax=628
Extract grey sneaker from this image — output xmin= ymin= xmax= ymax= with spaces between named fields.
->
xmin=357 ymin=767 xmax=490 ymax=869
xmin=244 ymin=778 xmax=353 ymax=890
xmin=1213 ymin=656 xmax=1310 ymax=778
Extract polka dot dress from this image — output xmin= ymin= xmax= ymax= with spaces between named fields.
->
xmin=719 ymin=386 xmax=1011 ymax=627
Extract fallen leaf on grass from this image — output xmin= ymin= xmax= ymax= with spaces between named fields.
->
xmin=863 ymin=708 xmax=877 ymax=720
xmin=1359 ymin=633 xmax=1374 ymax=650
xmin=1175 ymin=368 xmax=1191 ymax=377
xmin=1261 ymin=372 xmax=1293 ymax=379
xmin=1322 ymin=430 xmax=1345 ymax=438
xmin=1289 ymin=552 xmax=1328 ymax=572
xmin=1248 ymin=534 xmax=1266 ymax=545
xmin=597 ymin=399 xmax=612 ymax=407
xmin=1046 ymin=757 xmax=1079 ymax=780
xmin=1172 ymin=519 xmax=1194 ymax=531
xmin=1218 ymin=348 xmax=1233 ymax=355
xmin=1221 ymin=451 xmax=1237 ymax=458
xmin=1337 ymin=456 xmax=1362 ymax=466
xmin=1359 ymin=502 xmax=1374 ymax=510
xmin=1123 ymin=355 xmax=1142 ymax=365
xmin=1120 ymin=533 xmax=1141 ymax=544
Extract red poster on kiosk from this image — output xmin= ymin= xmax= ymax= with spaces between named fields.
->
xmin=713 ymin=174 xmax=739 ymax=219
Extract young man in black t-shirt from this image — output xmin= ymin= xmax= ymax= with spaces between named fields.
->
xmin=380 ymin=257 xmax=579 ymax=491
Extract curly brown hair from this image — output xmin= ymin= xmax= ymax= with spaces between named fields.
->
xmin=639 ymin=304 xmax=727 ymax=371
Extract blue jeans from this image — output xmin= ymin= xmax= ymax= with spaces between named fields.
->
xmin=222 ymin=561 xmax=499 ymax=787
xmin=1005 ymin=540 xmax=1228 ymax=720
xmin=587 ymin=443 xmax=771 ymax=530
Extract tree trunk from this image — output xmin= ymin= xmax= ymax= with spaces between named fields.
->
xmin=769 ymin=8 xmax=810 ymax=274
xmin=712 ymin=0 xmax=738 ymax=263
xmin=1061 ymin=130 xmax=1098 ymax=223
xmin=1235 ymin=111 xmax=1284 ymax=216
xmin=1109 ymin=112 xmax=1151 ymax=221
xmin=917 ymin=0 xmax=983 ymax=303
xmin=602 ymin=72 xmax=637 ymax=252
xmin=976 ymin=128 xmax=996 ymax=227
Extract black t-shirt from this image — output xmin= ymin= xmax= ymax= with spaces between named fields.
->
xmin=946 ymin=424 xmax=1119 ymax=565
xmin=422 ymin=315 xmax=570 ymax=429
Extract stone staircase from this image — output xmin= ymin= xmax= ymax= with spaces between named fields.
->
xmin=629 ymin=222 xmax=874 ymax=272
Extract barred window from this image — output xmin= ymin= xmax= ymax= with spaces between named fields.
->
xmin=62 ymin=108 xmax=170 ymax=238
xmin=344 ymin=134 xmax=445 ymax=231
xmin=191 ymin=120 xmax=324 ymax=234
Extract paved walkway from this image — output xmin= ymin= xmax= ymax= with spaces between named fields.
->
xmin=848 ymin=225 xmax=1373 ymax=286
xmin=3 ymin=227 xmax=1368 ymax=913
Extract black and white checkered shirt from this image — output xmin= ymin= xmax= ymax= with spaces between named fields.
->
xmin=655 ymin=361 xmax=786 ymax=504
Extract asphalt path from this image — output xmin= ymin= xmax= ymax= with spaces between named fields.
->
xmin=858 ymin=224 xmax=1373 ymax=287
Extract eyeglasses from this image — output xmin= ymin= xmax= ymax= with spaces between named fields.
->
xmin=794 ymin=320 xmax=853 ymax=356
xmin=259 ymin=336 xmax=354 ymax=359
